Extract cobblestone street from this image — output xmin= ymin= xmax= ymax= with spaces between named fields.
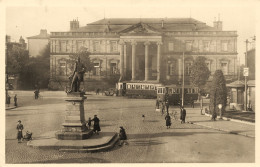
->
xmin=5 ymin=91 xmax=255 ymax=163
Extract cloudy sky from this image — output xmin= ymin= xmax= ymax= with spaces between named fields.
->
xmin=2 ymin=0 xmax=258 ymax=64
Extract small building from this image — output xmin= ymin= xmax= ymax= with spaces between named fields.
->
xmin=27 ymin=29 xmax=50 ymax=57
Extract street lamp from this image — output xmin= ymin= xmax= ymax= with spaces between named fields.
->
xmin=218 ymin=103 xmax=223 ymax=119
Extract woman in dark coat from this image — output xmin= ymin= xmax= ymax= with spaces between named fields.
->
xmin=119 ymin=126 xmax=128 ymax=146
xmin=181 ymin=106 xmax=186 ymax=123
xmin=165 ymin=113 xmax=171 ymax=129
xmin=16 ymin=120 xmax=24 ymax=143
xmin=92 ymin=115 xmax=101 ymax=134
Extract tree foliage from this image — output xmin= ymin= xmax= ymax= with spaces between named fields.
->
xmin=189 ymin=56 xmax=211 ymax=90
xmin=68 ymin=46 xmax=94 ymax=73
xmin=209 ymin=70 xmax=227 ymax=115
xmin=6 ymin=45 xmax=29 ymax=74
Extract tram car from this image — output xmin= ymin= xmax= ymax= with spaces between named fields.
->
xmin=157 ymin=85 xmax=199 ymax=105
xmin=117 ymin=82 xmax=162 ymax=98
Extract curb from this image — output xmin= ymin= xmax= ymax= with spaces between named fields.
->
xmin=204 ymin=113 xmax=255 ymax=125
xmin=187 ymin=121 xmax=255 ymax=138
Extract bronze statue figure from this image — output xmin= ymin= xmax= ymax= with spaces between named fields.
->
xmin=68 ymin=57 xmax=85 ymax=93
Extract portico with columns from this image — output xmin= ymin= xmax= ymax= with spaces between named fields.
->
xmin=119 ymin=36 xmax=162 ymax=82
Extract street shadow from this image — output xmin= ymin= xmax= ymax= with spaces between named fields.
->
xmin=131 ymin=139 xmax=166 ymax=146
xmin=127 ymin=131 xmax=218 ymax=140
xmin=145 ymin=120 xmax=159 ymax=123
xmin=31 ymin=157 xmax=111 ymax=163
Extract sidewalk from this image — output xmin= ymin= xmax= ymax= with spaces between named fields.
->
xmin=185 ymin=108 xmax=255 ymax=138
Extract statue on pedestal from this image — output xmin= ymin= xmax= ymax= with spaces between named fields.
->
xmin=68 ymin=57 xmax=85 ymax=93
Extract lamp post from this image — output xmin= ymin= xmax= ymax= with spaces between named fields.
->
xmin=218 ymin=103 xmax=223 ymax=120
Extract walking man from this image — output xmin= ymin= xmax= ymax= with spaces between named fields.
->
xmin=165 ymin=99 xmax=170 ymax=113
xmin=180 ymin=106 xmax=186 ymax=124
xmin=14 ymin=94 xmax=17 ymax=107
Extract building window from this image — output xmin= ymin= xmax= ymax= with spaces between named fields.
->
xmin=110 ymin=41 xmax=118 ymax=52
xmin=185 ymin=41 xmax=192 ymax=51
xmin=93 ymin=61 xmax=101 ymax=76
xmin=221 ymin=41 xmax=228 ymax=52
xmin=185 ymin=62 xmax=192 ymax=75
xmin=168 ymin=61 xmax=176 ymax=75
xmin=59 ymin=61 xmax=66 ymax=76
xmin=61 ymin=41 xmax=66 ymax=53
xmin=221 ymin=62 xmax=228 ymax=75
xmin=55 ymin=40 xmax=60 ymax=53
xmin=168 ymin=42 xmax=174 ymax=51
xmin=205 ymin=61 xmax=211 ymax=71
xmin=110 ymin=63 xmax=117 ymax=74
xmin=203 ymin=41 xmax=210 ymax=52
xmin=77 ymin=41 xmax=83 ymax=52
xmin=93 ymin=41 xmax=100 ymax=52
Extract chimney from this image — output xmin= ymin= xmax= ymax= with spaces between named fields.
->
xmin=40 ymin=29 xmax=48 ymax=36
xmin=70 ymin=19 xmax=80 ymax=30
xmin=6 ymin=35 xmax=11 ymax=43
xmin=213 ymin=15 xmax=222 ymax=30
xmin=161 ymin=19 xmax=164 ymax=28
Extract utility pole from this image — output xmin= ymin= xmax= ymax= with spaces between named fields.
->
xmin=244 ymin=39 xmax=248 ymax=111
xmin=182 ymin=51 xmax=185 ymax=107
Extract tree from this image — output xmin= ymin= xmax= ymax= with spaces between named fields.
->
xmin=68 ymin=47 xmax=94 ymax=73
xmin=189 ymin=56 xmax=211 ymax=91
xmin=209 ymin=70 xmax=227 ymax=117
xmin=6 ymin=45 xmax=29 ymax=75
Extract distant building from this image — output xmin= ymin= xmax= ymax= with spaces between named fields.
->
xmin=27 ymin=29 xmax=50 ymax=57
xmin=49 ymin=18 xmax=238 ymax=90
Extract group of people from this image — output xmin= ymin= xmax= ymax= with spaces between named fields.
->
xmin=6 ymin=94 xmax=18 ymax=107
xmin=156 ymin=97 xmax=187 ymax=129
xmin=87 ymin=115 xmax=101 ymax=134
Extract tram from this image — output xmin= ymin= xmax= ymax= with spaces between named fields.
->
xmin=117 ymin=82 xmax=162 ymax=98
xmin=157 ymin=85 xmax=199 ymax=105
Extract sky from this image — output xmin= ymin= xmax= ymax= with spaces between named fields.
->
xmin=2 ymin=0 xmax=258 ymax=64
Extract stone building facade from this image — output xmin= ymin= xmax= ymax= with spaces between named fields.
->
xmin=49 ymin=18 xmax=237 ymax=89
xmin=27 ymin=29 xmax=50 ymax=57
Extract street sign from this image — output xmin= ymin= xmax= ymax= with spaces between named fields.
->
xmin=243 ymin=68 xmax=249 ymax=76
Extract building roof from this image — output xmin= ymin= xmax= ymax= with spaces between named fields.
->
xmin=27 ymin=30 xmax=50 ymax=39
xmin=226 ymin=80 xmax=245 ymax=88
xmin=69 ymin=18 xmax=218 ymax=33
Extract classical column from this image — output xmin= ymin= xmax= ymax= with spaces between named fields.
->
xmin=157 ymin=42 xmax=162 ymax=82
xmin=124 ymin=44 xmax=127 ymax=76
xmin=144 ymin=41 xmax=150 ymax=81
xmin=119 ymin=40 xmax=124 ymax=81
xmin=131 ymin=41 xmax=137 ymax=80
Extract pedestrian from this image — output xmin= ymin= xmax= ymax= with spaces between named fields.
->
xmin=165 ymin=113 xmax=171 ymax=129
xmin=87 ymin=117 xmax=92 ymax=129
xmin=16 ymin=120 xmax=24 ymax=143
xmin=142 ymin=114 xmax=145 ymax=121
xmin=165 ymin=99 xmax=169 ymax=113
xmin=211 ymin=112 xmax=217 ymax=121
xmin=161 ymin=102 xmax=165 ymax=116
xmin=14 ymin=94 xmax=17 ymax=107
xmin=190 ymin=97 xmax=194 ymax=108
xmin=180 ymin=106 xmax=186 ymax=123
xmin=156 ymin=99 xmax=160 ymax=109
xmin=92 ymin=115 xmax=101 ymax=134
xmin=7 ymin=94 xmax=11 ymax=107
xmin=118 ymin=126 xmax=128 ymax=146
xmin=34 ymin=90 xmax=39 ymax=99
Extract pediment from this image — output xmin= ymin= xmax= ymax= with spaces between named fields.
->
xmin=120 ymin=22 xmax=161 ymax=34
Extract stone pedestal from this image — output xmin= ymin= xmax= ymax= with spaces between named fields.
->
xmin=55 ymin=92 xmax=93 ymax=140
